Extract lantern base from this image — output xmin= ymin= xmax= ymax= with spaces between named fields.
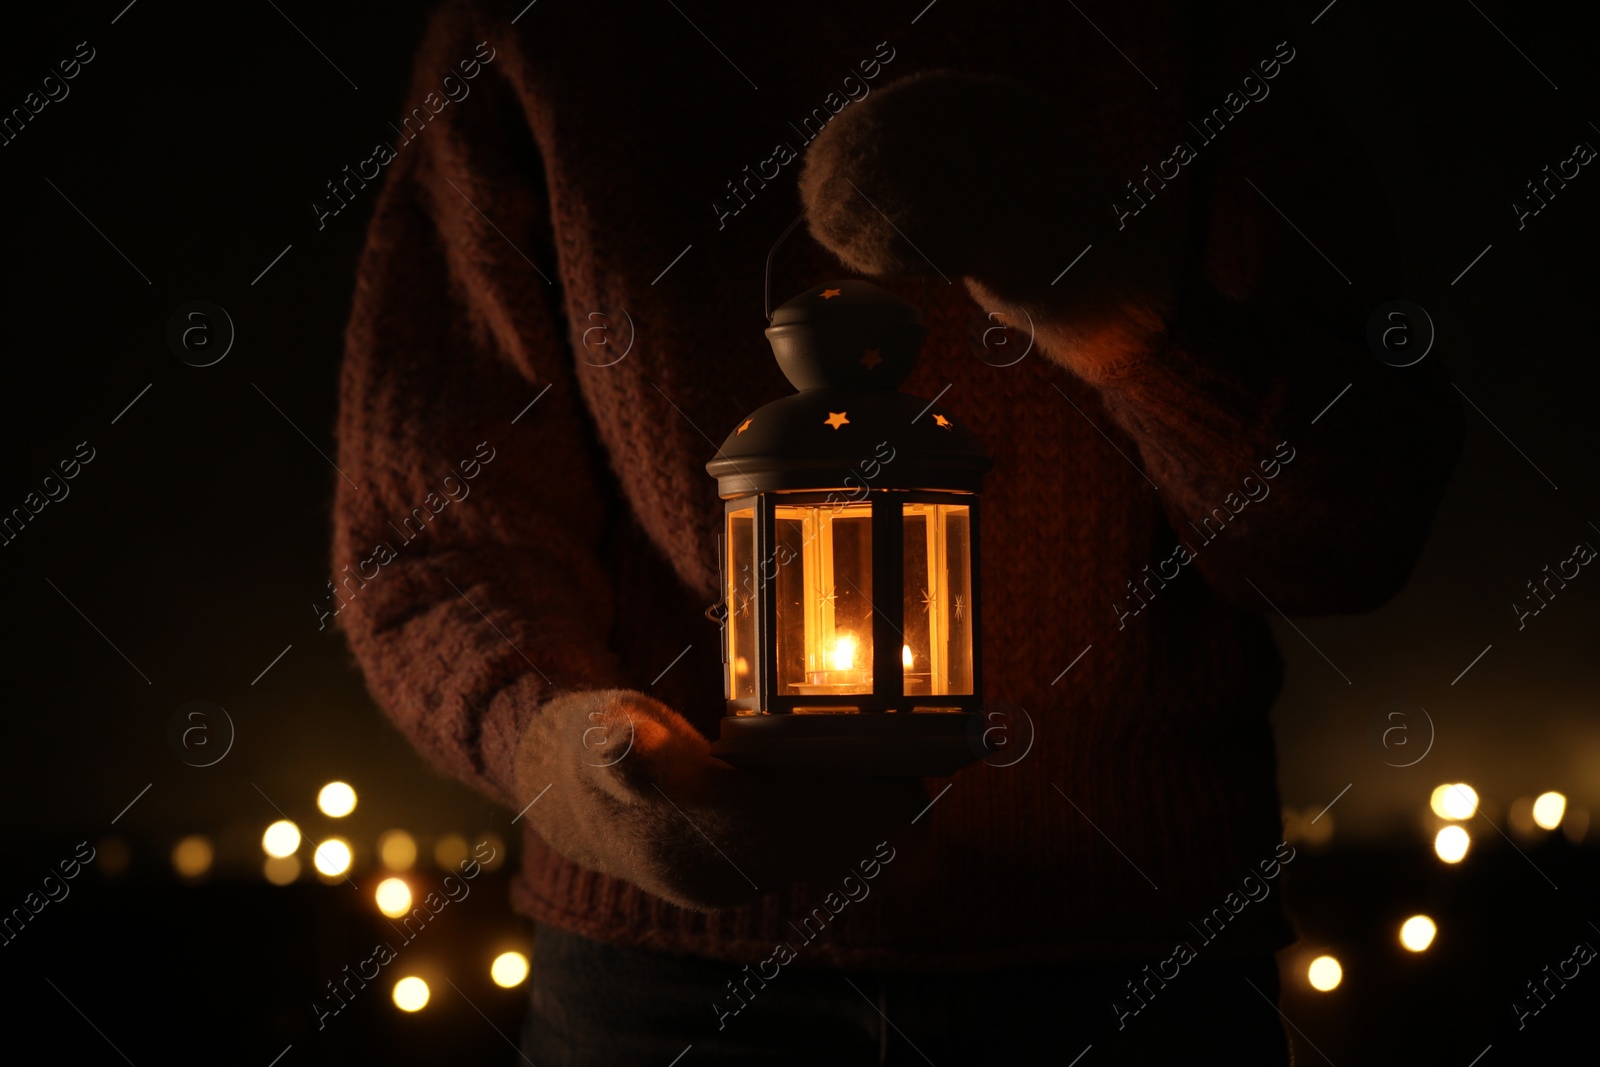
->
xmin=711 ymin=711 xmax=991 ymax=777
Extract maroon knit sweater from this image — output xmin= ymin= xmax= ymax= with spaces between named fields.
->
xmin=333 ymin=0 xmax=1461 ymax=968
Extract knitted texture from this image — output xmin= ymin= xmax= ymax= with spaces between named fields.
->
xmin=332 ymin=0 xmax=1461 ymax=968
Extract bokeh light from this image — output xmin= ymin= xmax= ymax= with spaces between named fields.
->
xmin=491 ymin=951 xmax=530 ymax=988
xmin=1532 ymin=792 xmax=1566 ymax=830
xmin=1307 ymin=955 xmax=1342 ymax=991
xmin=318 ymin=781 xmax=357 ymax=818
xmin=1430 ymin=784 xmax=1478 ymax=820
xmin=379 ymin=830 xmax=418 ymax=871
xmin=1283 ymin=806 xmax=1335 ymax=849
xmin=262 ymin=820 xmax=301 ymax=858
xmin=171 ymin=835 xmax=214 ymax=878
xmin=263 ymin=855 xmax=301 ymax=885
xmin=433 ymin=833 xmax=469 ymax=869
xmin=393 ymin=976 xmax=429 ymax=1012
xmin=313 ymin=837 xmax=352 ymax=877
xmin=375 ymin=877 xmax=412 ymax=918
xmin=1399 ymin=915 xmax=1437 ymax=952
xmin=1434 ymin=825 xmax=1470 ymax=864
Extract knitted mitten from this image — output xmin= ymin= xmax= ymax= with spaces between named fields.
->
xmin=511 ymin=689 xmax=929 ymax=910
xmin=798 ymin=70 xmax=1183 ymax=376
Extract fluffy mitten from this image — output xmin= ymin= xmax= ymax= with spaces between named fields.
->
xmin=512 ymin=689 xmax=929 ymax=910
xmin=799 ymin=70 xmax=1183 ymax=375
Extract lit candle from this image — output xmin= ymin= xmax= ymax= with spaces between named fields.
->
xmin=902 ymin=641 xmax=930 ymax=696
xmin=794 ymin=631 xmax=871 ymax=692
xmin=829 ymin=633 xmax=858 ymax=671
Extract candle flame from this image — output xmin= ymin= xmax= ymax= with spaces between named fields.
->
xmin=902 ymin=644 xmax=913 ymax=669
xmin=828 ymin=633 xmax=857 ymax=671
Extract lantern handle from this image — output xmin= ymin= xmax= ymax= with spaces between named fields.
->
xmin=764 ymin=210 xmax=930 ymax=322
xmin=764 ymin=212 xmax=807 ymax=322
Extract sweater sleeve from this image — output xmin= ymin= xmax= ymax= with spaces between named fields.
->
xmin=1072 ymin=19 xmax=1463 ymax=616
xmin=331 ymin=9 xmax=627 ymax=808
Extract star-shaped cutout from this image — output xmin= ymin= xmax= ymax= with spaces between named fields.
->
xmin=736 ymin=418 xmax=753 ymax=435
xmin=823 ymin=411 xmax=850 ymax=430
xmin=932 ymin=413 xmax=953 ymax=429
xmin=954 ymin=594 xmax=965 ymax=623
xmin=820 ymin=288 xmax=842 ymax=299
xmin=860 ymin=347 xmax=883 ymax=369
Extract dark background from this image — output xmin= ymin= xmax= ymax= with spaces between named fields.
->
xmin=1 ymin=1 xmax=1595 ymax=1064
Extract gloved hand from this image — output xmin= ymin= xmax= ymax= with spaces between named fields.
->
xmin=798 ymin=70 xmax=1184 ymax=376
xmin=512 ymin=689 xmax=931 ymax=910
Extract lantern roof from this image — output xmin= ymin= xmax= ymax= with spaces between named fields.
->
xmin=706 ymin=279 xmax=992 ymax=497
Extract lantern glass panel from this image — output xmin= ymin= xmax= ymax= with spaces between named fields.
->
xmin=774 ymin=501 xmax=874 ymax=698
xmin=901 ymin=501 xmax=974 ymax=697
xmin=726 ymin=505 xmax=757 ymax=700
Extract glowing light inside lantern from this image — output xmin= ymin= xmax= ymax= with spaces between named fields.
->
xmin=902 ymin=644 xmax=913 ymax=668
xmin=829 ymin=633 xmax=858 ymax=671
xmin=778 ymin=503 xmax=875 ymax=696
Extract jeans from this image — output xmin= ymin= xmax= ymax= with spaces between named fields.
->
xmin=519 ymin=923 xmax=1293 ymax=1066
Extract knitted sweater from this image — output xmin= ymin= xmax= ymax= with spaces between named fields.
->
xmin=333 ymin=0 xmax=1462 ymax=968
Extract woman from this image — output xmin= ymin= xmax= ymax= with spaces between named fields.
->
xmin=333 ymin=1 xmax=1461 ymax=1060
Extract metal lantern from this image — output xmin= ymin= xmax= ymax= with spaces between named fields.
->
xmin=706 ymin=277 xmax=993 ymax=776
